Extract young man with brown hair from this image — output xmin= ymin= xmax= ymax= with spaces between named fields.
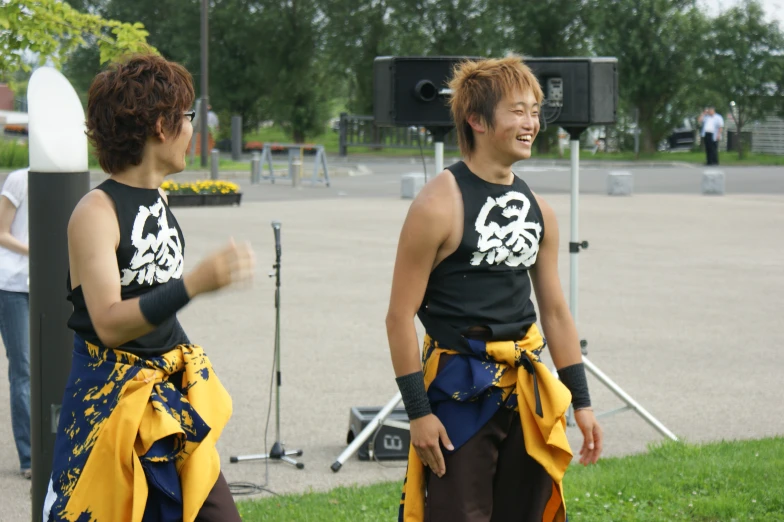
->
xmin=43 ymin=54 xmax=254 ymax=522
xmin=388 ymin=55 xmax=603 ymax=522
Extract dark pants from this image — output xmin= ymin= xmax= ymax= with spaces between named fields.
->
xmin=705 ymin=132 xmax=719 ymax=165
xmin=197 ymin=471 xmax=242 ymax=521
xmin=424 ymin=358 xmax=554 ymax=522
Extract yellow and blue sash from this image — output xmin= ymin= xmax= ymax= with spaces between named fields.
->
xmin=43 ymin=336 xmax=232 ymax=522
xmin=398 ymin=323 xmax=573 ymax=522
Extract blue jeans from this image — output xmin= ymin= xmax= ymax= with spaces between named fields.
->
xmin=0 ymin=289 xmax=31 ymax=470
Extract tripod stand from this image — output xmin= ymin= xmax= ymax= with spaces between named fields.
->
xmin=558 ymin=128 xmax=677 ymax=441
xmin=231 ymin=220 xmax=304 ymax=470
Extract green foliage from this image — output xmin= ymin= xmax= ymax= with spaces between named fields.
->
xmin=0 ymin=140 xmax=30 ymax=169
xmin=260 ymin=0 xmax=336 ymax=143
xmin=702 ymin=0 xmax=784 ymax=158
xmin=585 ymin=0 xmax=709 ymax=154
xmin=0 ymin=0 xmax=154 ymax=76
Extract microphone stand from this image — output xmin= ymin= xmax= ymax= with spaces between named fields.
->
xmin=230 ymin=220 xmax=304 ymax=469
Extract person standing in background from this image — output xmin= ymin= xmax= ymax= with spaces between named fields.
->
xmin=698 ymin=106 xmax=724 ymax=165
xmin=0 ymin=166 xmax=31 ymax=480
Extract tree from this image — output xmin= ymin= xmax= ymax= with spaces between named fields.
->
xmin=261 ymin=0 xmax=335 ymax=143
xmin=585 ymin=0 xmax=708 ymax=154
xmin=492 ymin=0 xmax=592 ymax=153
xmin=0 ymin=0 xmax=154 ymax=76
xmin=702 ymin=0 xmax=784 ymax=158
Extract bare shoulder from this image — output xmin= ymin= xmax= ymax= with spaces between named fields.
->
xmin=404 ymin=170 xmax=460 ymax=236
xmin=68 ymin=189 xmax=119 ymax=241
xmin=532 ymin=191 xmax=558 ymax=234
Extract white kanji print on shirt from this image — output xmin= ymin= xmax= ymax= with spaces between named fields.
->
xmin=120 ymin=198 xmax=184 ymax=286
xmin=470 ymin=191 xmax=542 ymax=268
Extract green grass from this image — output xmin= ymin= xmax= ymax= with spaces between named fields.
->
xmin=0 ymin=139 xmax=31 ymax=169
xmin=236 ymin=437 xmax=784 ymax=521
xmin=5 ymin=128 xmax=784 ymax=168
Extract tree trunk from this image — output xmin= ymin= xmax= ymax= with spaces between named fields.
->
xmin=640 ymin=126 xmax=657 ymax=155
xmin=293 ymin=130 xmax=305 ymax=143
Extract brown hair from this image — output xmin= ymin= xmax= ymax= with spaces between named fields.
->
xmin=448 ymin=55 xmax=544 ymax=157
xmin=86 ymin=54 xmax=195 ymax=174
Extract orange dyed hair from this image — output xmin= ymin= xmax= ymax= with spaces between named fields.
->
xmin=448 ymin=55 xmax=543 ymax=157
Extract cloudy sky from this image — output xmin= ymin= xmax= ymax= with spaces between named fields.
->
xmin=699 ymin=0 xmax=784 ymax=26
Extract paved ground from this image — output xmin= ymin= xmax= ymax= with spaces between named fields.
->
xmin=0 ymin=160 xmax=783 ymax=519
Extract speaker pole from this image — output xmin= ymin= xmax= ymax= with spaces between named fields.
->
xmin=429 ymin=126 xmax=451 ymax=180
xmin=559 ymin=126 xmax=677 ymax=442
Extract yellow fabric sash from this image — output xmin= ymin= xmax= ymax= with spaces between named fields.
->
xmin=48 ymin=341 xmax=232 ymax=522
xmin=399 ymin=323 xmax=573 ymax=521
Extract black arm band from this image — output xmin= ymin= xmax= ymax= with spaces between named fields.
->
xmin=558 ymin=363 xmax=591 ymax=410
xmin=138 ymin=279 xmax=191 ymax=326
xmin=395 ymin=371 xmax=432 ymax=421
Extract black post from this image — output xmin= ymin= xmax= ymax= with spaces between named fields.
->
xmin=338 ymin=112 xmax=348 ymax=157
xmin=200 ymin=0 xmax=209 ymax=167
xmin=27 ymin=68 xmax=90 ymax=522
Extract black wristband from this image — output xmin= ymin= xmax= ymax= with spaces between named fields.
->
xmin=138 ymin=278 xmax=191 ymax=326
xmin=557 ymin=363 xmax=591 ymax=410
xmin=395 ymin=371 xmax=432 ymax=421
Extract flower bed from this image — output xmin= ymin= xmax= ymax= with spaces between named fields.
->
xmin=161 ymin=180 xmax=242 ymax=207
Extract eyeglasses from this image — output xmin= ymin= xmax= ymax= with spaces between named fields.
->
xmin=184 ymin=110 xmax=196 ymax=122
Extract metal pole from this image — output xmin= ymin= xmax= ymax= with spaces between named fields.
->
xmin=583 ymin=357 xmax=678 ymax=441
xmin=210 ymin=148 xmax=219 ymax=180
xmin=569 ymin=138 xmax=579 ymax=321
xmin=331 ymin=391 xmax=403 ymax=472
xmin=231 ymin=115 xmax=242 ymax=161
xmin=251 ymin=151 xmax=260 ymax=184
xmin=27 ymin=67 xmax=90 ymax=522
xmin=200 ymin=0 xmax=209 ymax=167
xmin=434 ymin=141 xmax=444 ymax=179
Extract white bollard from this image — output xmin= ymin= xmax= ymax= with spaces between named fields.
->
xmin=701 ymin=169 xmax=725 ymax=195
xmin=607 ymin=170 xmax=633 ymax=196
xmin=401 ymin=173 xmax=425 ymax=199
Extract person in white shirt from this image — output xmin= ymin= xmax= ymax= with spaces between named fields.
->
xmin=698 ymin=106 xmax=724 ymax=165
xmin=0 ymin=167 xmax=31 ymax=479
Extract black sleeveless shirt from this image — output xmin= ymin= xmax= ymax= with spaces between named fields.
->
xmin=67 ymin=179 xmax=190 ymax=357
xmin=417 ymin=161 xmax=545 ymax=344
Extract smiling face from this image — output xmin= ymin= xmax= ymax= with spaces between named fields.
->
xmin=469 ymin=88 xmax=540 ymax=164
xmin=488 ymin=89 xmax=541 ymax=162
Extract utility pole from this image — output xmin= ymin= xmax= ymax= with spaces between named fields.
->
xmin=200 ymin=0 xmax=209 ymax=167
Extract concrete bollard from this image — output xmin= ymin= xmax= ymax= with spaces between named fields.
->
xmin=607 ymin=170 xmax=633 ymax=196
xmin=401 ymin=173 xmax=425 ymax=199
xmin=701 ymin=169 xmax=725 ymax=195
xmin=251 ymin=151 xmax=261 ymax=184
xmin=210 ymin=149 xmax=219 ymax=180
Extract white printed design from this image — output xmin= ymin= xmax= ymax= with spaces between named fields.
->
xmin=471 ymin=191 xmax=542 ymax=267
xmin=120 ymin=198 xmax=184 ymax=286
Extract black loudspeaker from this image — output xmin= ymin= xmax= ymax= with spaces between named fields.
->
xmin=373 ymin=56 xmax=482 ymax=128
xmin=524 ymin=57 xmax=619 ymax=128
xmin=347 ymin=406 xmax=410 ymax=460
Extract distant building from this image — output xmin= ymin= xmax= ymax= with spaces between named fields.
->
xmin=724 ymin=114 xmax=784 ymax=155
xmin=0 ymin=84 xmax=14 ymax=111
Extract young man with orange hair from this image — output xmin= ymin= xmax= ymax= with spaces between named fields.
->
xmin=388 ymin=55 xmax=603 ymax=521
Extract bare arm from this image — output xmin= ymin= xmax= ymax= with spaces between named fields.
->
xmin=69 ymin=192 xmax=161 ymax=348
xmin=69 ymin=191 xmax=254 ymax=349
xmin=385 ymin=173 xmax=456 ymax=477
xmin=529 ymin=194 xmax=582 ymax=369
xmin=385 ymin=174 xmax=453 ymax=377
xmin=531 ymin=193 xmax=603 ymax=464
xmin=0 ymin=196 xmax=28 ymax=256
